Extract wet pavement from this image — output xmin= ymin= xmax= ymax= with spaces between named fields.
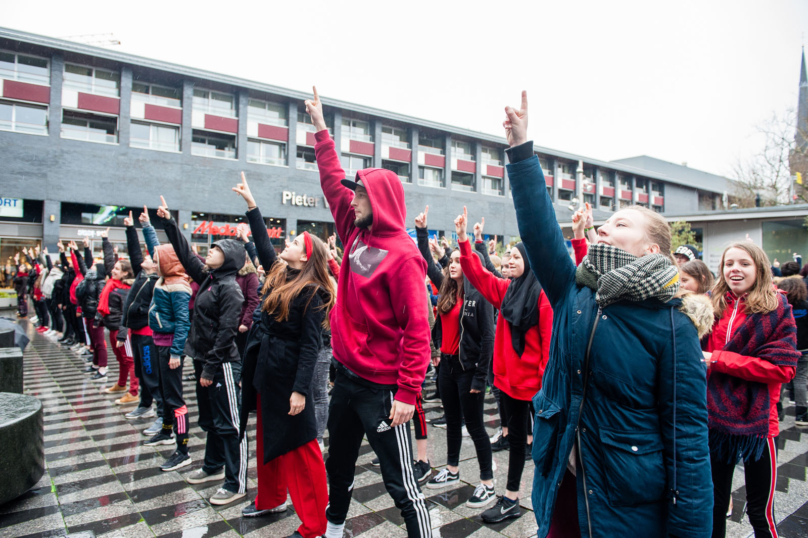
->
xmin=1 ymin=320 xmax=808 ymax=537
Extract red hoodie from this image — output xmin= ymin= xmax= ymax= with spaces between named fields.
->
xmin=459 ymin=239 xmax=553 ymax=401
xmin=315 ymin=130 xmax=430 ymax=405
xmin=69 ymin=249 xmax=84 ymax=306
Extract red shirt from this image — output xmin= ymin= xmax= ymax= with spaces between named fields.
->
xmin=440 ymin=299 xmax=462 ymax=355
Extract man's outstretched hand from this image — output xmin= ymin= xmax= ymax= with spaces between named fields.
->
xmin=304 ymin=86 xmax=328 ymax=133
xmin=504 ymin=90 xmax=528 ymax=148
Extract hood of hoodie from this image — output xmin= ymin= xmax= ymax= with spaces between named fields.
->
xmin=210 ymin=239 xmax=246 ymax=277
xmin=154 ymin=244 xmax=187 ymax=285
xmin=355 ymin=168 xmax=408 ymax=239
xmin=238 ymin=256 xmax=256 ymax=276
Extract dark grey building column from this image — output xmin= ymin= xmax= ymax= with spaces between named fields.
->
xmin=372 ymin=119 xmax=383 ymax=168
xmin=48 ymin=53 xmax=63 ymax=139
xmin=181 ymin=81 xmax=194 ymax=154
xmin=237 ymin=90 xmax=249 ymax=163
xmin=594 ymin=168 xmax=602 ymax=210
xmin=119 ymin=66 xmax=133 ymax=148
xmin=178 ymin=210 xmax=192 ymax=241
xmin=410 ymin=128 xmax=419 ymax=186
xmin=287 ymin=218 xmax=299 ymax=241
xmin=332 ymin=109 xmax=343 ymax=160
xmin=474 ymin=142 xmax=483 ymax=194
xmin=42 ymin=200 xmax=61 ymax=249
xmin=631 ymin=176 xmax=637 ymax=207
xmin=444 ymin=134 xmax=452 ymax=190
xmin=502 ymin=146 xmax=510 ymax=199
xmin=613 ymin=172 xmax=619 ymax=210
xmin=287 ymin=101 xmax=298 ymax=169
xmin=552 ymin=159 xmax=560 ymax=204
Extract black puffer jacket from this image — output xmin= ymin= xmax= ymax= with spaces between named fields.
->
xmin=75 ymin=244 xmax=108 ymax=320
xmin=162 ymin=216 xmax=244 ymax=380
xmin=416 ymin=227 xmax=495 ymax=391
xmin=118 ymin=225 xmax=159 ymax=341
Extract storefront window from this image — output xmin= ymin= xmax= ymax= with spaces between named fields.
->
xmin=61 ymin=203 xmax=172 ymax=229
xmin=297 ymin=220 xmax=335 ymax=242
xmin=0 ymin=237 xmax=40 ymax=288
xmin=762 ymin=220 xmax=808 ymax=266
xmin=0 ymin=199 xmax=43 ymax=223
xmin=191 ymin=212 xmax=286 ymax=252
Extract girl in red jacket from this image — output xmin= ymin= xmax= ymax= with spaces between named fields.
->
xmin=456 ymin=207 xmax=553 ymax=524
xmin=705 ymin=241 xmax=800 ymax=538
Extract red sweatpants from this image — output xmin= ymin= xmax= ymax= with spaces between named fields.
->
xmin=109 ymin=329 xmax=138 ymax=396
xmin=255 ymin=395 xmax=328 ymax=538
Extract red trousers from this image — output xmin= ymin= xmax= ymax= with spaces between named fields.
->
xmin=255 ymin=395 xmax=328 ymax=538
xmin=109 ymin=329 xmax=138 ymax=396
xmin=86 ymin=320 xmax=108 ymax=368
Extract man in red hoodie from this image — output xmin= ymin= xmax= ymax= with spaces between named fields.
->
xmin=306 ymin=87 xmax=432 ymax=538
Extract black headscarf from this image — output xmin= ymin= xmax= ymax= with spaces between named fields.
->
xmin=500 ymin=242 xmax=542 ymax=357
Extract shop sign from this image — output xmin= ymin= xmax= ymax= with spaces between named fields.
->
xmin=0 ymin=198 xmax=23 ymax=218
xmin=282 ymin=191 xmax=328 ymax=208
xmin=192 ymin=221 xmax=283 ymax=239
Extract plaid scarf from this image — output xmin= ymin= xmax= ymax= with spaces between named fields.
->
xmin=576 ymin=243 xmax=680 ymax=307
xmin=708 ymin=293 xmax=800 ymax=463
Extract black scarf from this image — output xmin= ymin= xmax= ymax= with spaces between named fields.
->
xmin=500 ymin=243 xmax=542 ymax=357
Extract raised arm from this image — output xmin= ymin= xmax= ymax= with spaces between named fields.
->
xmin=504 ymin=91 xmax=576 ymax=306
xmin=414 ymin=206 xmax=444 ymax=289
xmin=100 ymin=229 xmax=115 ymax=276
xmin=473 ymin=218 xmax=502 ymax=278
xmin=455 ymin=207 xmax=508 ymax=309
xmin=307 ymin=87 xmax=356 ymax=243
xmin=157 ymin=196 xmax=207 ymax=285
xmin=233 ymin=173 xmax=279 ymax=272
xmin=138 ymin=206 xmax=160 ymax=258
xmin=71 ymin=244 xmax=87 ymax=276
xmin=123 ymin=212 xmax=144 ymax=275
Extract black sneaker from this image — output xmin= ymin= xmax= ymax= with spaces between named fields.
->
xmin=161 ymin=450 xmax=192 ymax=471
xmin=423 ymin=392 xmax=440 ymax=402
xmin=525 ymin=443 xmax=533 ymax=461
xmin=242 ymin=500 xmax=288 ymax=517
xmin=91 ymin=371 xmax=107 ymax=380
xmin=83 ymin=366 xmax=97 ymax=374
xmin=371 ymin=457 xmax=380 ymax=467
xmin=431 ymin=415 xmax=446 ymax=428
xmin=426 ymin=468 xmax=459 ymax=489
xmin=144 ymin=431 xmax=175 ymax=446
xmin=467 ymin=483 xmax=497 ymax=508
xmin=796 ymin=406 xmax=808 ymax=427
xmin=412 ymin=460 xmax=431 ymax=484
xmin=481 ymin=496 xmax=521 ymax=524
xmin=491 ymin=435 xmax=510 ymax=452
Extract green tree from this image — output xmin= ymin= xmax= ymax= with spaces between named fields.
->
xmin=670 ymin=221 xmax=701 ymax=254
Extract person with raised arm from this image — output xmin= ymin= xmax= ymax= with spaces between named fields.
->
xmin=232 ymin=174 xmax=334 ymax=538
xmin=74 ymin=235 xmax=109 ymax=379
xmin=503 ymin=91 xmax=713 ymax=538
xmin=306 ymin=87 xmax=432 ymax=538
xmin=455 ymin=205 xmax=552 ymax=524
xmin=157 ymin=196 xmax=248 ymax=506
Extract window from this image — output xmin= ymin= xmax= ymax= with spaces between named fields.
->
xmin=635 ymin=178 xmax=647 ymax=193
xmin=451 ymin=140 xmax=474 ymax=161
xmin=248 ymin=139 xmax=286 ymax=166
xmin=481 ymin=146 xmax=502 ymax=166
xmin=618 ymin=176 xmax=632 ymax=191
xmin=341 ymin=154 xmax=370 ymax=177
xmin=419 ymin=166 xmax=444 ymax=188
xmin=650 ymin=181 xmax=663 ymax=198
xmin=538 ymin=157 xmax=552 ymax=177
xmin=559 ymin=162 xmax=574 ymax=180
xmin=130 ymin=121 xmax=180 ymax=152
xmin=132 ymin=82 xmax=181 ymax=108
xmin=600 ymin=197 xmax=614 ymax=211
xmin=297 ymin=147 xmax=318 ymax=171
xmin=248 ymin=98 xmax=287 ymax=126
xmin=583 ymin=166 xmax=595 ymax=205
xmin=600 ymin=171 xmax=615 ymax=188
xmin=483 ymin=176 xmax=504 ymax=196
xmin=419 ymin=133 xmax=444 ymax=155
xmin=192 ymin=130 xmax=236 ymax=159
xmin=61 ymin=110 xmax=117 ymax=143
xmin=64 ymin=64 xmax=120 ymax=97
xmin=341 ymin=118 xmax=371 ymax=142
xmin=193 ymin=89 xmax=236 ymax=117
xmin=619 ymin=199 xmax=633 ymax=209
xmin=0 ymin=100 xmax=48 ymax=135
xmin=382 ymin=160 xmax=410 ymax=183
xmin=451 ymin=172 xmax=475 ymax=192
xmin=382 ymin=126 xmax=409 ymax=148
xmin=558 ymin=190 xmax=573 ymax=201
xmin=0 ymin=51 xmax=49 ymax=85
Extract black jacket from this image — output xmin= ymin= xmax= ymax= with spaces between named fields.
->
xmin=239 ymin=206 xmax=325 ymax=463
xmin=118 ymin=226 xmax=158 ymax=341
xmin=75 ymin=246 xmax=105 ymax=320
xmin=416 ymin=227 xmax=495 ymax=391
xmin=162 ymin=216 xmax=244 ymax=380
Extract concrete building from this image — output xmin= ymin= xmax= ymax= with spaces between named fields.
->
xmin=0 ymin=26 xmax=735 ymax=263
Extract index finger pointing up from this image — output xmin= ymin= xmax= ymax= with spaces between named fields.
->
xmin=313 ymin=86 xmax=319 ymax=102
xmin=160 ymin=195 xmax=167 ymax=208
xmin=463 ymin=206 xmax=468 ymax=219
xmin=424 ymin=205 xmax=429 ymax=217
xmin=521 ymin=90 xmax=528 ymax=111
xmin=129 ymin=211 xmax=133 ymax=219
xmin=241 ymin=171 xmax=247 ymax=185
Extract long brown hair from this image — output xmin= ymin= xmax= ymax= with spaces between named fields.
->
xmin=680 ymin=260 xmax=714 ymax=295
xmin=712 ymin=242 xmax=779 ymax=317
xmin=116 ymin=259 xmax=134 ymax=281
xmin=437 ymin=251 xmax=464 ymax=315
xmin=262 ymin=234 xmax=335 ymax=327
xmin=778 ymin=277 xmax=807 ymax=305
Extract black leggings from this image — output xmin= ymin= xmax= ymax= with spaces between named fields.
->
xmin=711 ymin=436 xmax=779 ymax=538
xmin=501 ymin=392 xmax=533 ymax=492
xmin=33 ymin=299 xmax=49 ymax=326
xmin=47 ymin=298 xmax=63 ymax=332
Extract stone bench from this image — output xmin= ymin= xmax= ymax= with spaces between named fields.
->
xmin=0 ymin=347 xmax=23 ymax=394
xmin=0 ymin=393 xmax=44 ymax=505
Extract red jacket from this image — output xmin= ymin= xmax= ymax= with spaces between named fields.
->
xmin=458 ymin=239 xmax=553 ymax=401
xmin=69 ymin=249 xmax=83 ymax=306
xmin=706 ymin=293 xmax=796 ymax=438
xmin=315 ymin=130 xmax=430 ymax=405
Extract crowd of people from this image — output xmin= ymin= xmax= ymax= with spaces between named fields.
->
xmin=8 ymin=88 xmax=808 ymax=538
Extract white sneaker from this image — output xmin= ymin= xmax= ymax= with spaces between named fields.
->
xmin=490 ymin=429 xmax=503 ymax=443
xmin=462 ymin=425 xmax=470 ymax=437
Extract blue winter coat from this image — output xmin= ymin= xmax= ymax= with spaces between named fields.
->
xmin=507 ymin=152 xmax=713 ymax=538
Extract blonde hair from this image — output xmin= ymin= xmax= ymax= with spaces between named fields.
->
xmin=711 ymin=242 xmax=779 ymax=317
xmin=623 ymin=205 xmax=673 ymax=262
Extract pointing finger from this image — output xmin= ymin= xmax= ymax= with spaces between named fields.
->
xmin=313 ymin=86 xmax=319 ymax=102
xmin=128 ymin=211 xmax=132 ymax=220
xmin=481 ymin=217 xmax=485 ymax=226
xmin=520 ymin=90 xmax=528 ymax=112
xmin=424 ymin=205 xmax=429 ymax=217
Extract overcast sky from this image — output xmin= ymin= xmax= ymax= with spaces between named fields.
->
xmin=5 ymin=0 xmax=807 ymax=177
